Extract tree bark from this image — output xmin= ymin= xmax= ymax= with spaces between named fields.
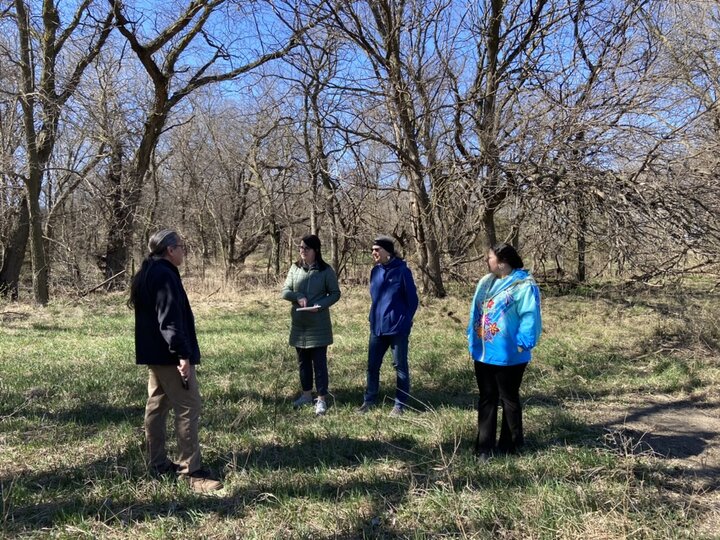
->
xmin=0 ymin=196 xmax=30 ymax=300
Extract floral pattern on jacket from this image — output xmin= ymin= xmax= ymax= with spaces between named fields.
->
xmin=467 ymin=269 xmax=542 ymax=366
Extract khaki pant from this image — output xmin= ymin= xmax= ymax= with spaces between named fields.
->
xmin=145 ymin=365 xmax=202 ymax=475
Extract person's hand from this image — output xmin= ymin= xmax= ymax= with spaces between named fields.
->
xmin=298 ymin=297 xmax=308 ymax=308
xmin=178 ymin=359 xmax=191 ymax=378
xmin=307 ymin=305 xmax=320 ymax=312
xmin=517 ymin=346 xmax=524 ymax=353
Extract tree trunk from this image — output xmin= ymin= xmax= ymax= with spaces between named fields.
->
xmin=508 ymin=221 xmax=521 ymax=249
xmin=577 ymin=198 xmax=587 ymax=282
xmin=482 ymin=207 xmax=498 ymax=247
xmin=26 ymin=181 xmax=49 ymax=304
xmin=0 ymin=196 xmax=29 ymax=300
xmin=270 ymin=223 xmax=281 ymax=277
xmin=103 ymin=142 xmax=133 ymax=288
xmin=326 ymin=194 xmax=340 ymax=272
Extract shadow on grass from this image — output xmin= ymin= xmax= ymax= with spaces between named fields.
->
xmin=51 ymin=402 xmax=145 ymax=426
xmin=0 ymin=436 xmax=419 ymax=536
xmin=230 ymin=433 xmax=420 ymax=472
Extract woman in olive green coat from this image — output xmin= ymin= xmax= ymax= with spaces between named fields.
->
xmin=281 ymin=234 xmax=341 ymax=416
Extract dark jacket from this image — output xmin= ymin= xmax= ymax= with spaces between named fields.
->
xmin=369 ymin=257 xmax=419 ymax=336
xmin=281 ymin=262 xmax=341 ymax=348
xmin=134 ymin=258 xmax=200 ymax=365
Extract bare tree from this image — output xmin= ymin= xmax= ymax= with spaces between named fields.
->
xmin=103 ymin=0 xmax=319 ymax=285
xmin=325 ymin=0 xmax=451 ymax=296
xmin=521 ymin=0 xmax=658 ymax=281
xmin=165 ymin=97 xmax=267 ymax=277
xmin=6 ymin=0 xmax=113 ymax=303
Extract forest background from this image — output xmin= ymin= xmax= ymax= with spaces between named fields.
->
xmin=2 ymin=1 xmax=720 ymax=537
xmin=1 ymin=0 xmax=719 ymax=301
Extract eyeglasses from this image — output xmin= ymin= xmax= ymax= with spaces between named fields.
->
xmin=371 ymin=247 xmax=381 ymax=252
xmin=173 ymin=244 xmax=188 ymax=254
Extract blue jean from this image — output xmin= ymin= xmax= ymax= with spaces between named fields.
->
xmin=364 ymin=333 xmax=410 ymax=407
xmin=296 ymin=346 xmax=328 ymax=396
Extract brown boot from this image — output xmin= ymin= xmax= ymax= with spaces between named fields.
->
xmin=182 ymin=469 xmax=223 ymax=493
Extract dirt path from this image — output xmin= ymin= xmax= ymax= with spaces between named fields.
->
xmin=598 ymin=394 xmax=719 ymax=466
xmin=572 ymin=392 xmax=720 ymax=477
xmin=570 ymin=392 xmax=720 ymax=533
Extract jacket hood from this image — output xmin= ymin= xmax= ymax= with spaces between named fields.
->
xmin=380 ymin=256 xmax=406 ymax=270
xmin=509 ymin=268 xmax=531 ymax=281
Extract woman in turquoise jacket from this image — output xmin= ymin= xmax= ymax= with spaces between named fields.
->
xmin=467 ymin=243 xmax=542 ymax=459
xmin=281 ymin=234 xmax=341 ymax=416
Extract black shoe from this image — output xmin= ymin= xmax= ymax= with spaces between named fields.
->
xmin=497 ymin=445 xmax=522 ymax=456
xmin=150 ymin=462 xmax=179 ymax=477
xmin=357 ymin=401 xmax=375 ymax=414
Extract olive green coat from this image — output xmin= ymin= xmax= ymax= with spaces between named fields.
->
xmin=281 ymin=263 xmax=341 ymax=348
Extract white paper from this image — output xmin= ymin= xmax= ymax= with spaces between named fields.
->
xmin=296 ymin=305 xmax=321 ymax=312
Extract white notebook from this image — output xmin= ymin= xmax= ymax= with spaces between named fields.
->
xmin=296 ymin=305 xmax=321 ymax=312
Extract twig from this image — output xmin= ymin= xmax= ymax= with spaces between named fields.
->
xmin=204 ymin=287 xmax=221 ymax=299
xmin=0 ymin=311 xmax=25 ymax=320
xmin=80 ymin=270 xmax=127 ymax=297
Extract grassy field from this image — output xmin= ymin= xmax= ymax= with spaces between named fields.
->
xmin=1 ymin=278 xmax=719 ymax=539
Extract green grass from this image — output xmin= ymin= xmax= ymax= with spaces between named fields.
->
xmin=1 ymin=283 xmax=719 ymax=538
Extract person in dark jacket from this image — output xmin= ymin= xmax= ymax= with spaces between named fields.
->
xmin=281 ymin=234 xmax=341 ymax=416
xmin=358 ymin=235 xmax=419 ymax=417
xmin=128 ymin=229 xmax=222 ymax=493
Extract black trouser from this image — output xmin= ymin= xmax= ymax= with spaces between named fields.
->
xmin=296 ymin=346 xmax=328 ymax=396
xmin=474 ymin=361 xmax=528 ymax=454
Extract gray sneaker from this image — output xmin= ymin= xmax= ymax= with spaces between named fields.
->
xmin=389 ymin=406 xmax=404 ymax=418
xmin=315 ymin=399 xmax=327 ymax=416
xmin=293 ymin=394 xmax=313 ymax=408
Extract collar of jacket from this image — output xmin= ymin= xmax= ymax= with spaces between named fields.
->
xmin=489 ymin=268 xmax=533 ymax=297
xmin=379 ymin=256 xmax=404 ymax=269
xmin=151 ymin=256 xmax=181 ymax=276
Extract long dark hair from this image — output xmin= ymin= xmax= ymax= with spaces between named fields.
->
xmin=491 ymin=242 xmax=524 ymax=269
xmin=295 ymin=234 xmax=329 ymax=271
xmin=127 ymin=229 xmax=181 ymax=308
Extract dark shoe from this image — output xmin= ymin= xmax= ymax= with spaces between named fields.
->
xmin=357 ymin=401 xmax=375 ymax=414
xmin=182 ymin=469 xmax=223 ymax=493
xmin=150 ymin=461 xmax=179 ymax=477
xmin=389 ymin=406 xmax=404 ymax=418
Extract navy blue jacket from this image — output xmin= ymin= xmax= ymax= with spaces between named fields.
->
xmin=369 ymin=257 xmax=419 ymax=336
xmin=134 ymin=258 xmax=200 ymax=365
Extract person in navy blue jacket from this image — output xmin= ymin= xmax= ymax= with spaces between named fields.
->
xmin=358 ymin=236 xmax=419 ymax=417
xmin=128 ymin=229 xmax=222 ymax=493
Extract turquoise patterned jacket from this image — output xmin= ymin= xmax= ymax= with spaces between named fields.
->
xmin=467 ymin=269 xmax=542 ymax=366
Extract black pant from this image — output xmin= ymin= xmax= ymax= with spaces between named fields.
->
xmin=296 ymin=346 xmax=328 ymax=396
xmin=474 ymin=361 xmax=528 ymax=454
